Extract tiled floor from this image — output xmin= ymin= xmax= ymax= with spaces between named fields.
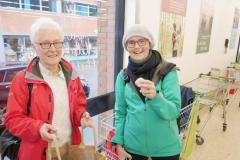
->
xmin=189 ymin=95 xmax=240 ymax=160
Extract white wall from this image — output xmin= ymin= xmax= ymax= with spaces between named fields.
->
xmin=124 ymin=0 xmax=240 ymax=84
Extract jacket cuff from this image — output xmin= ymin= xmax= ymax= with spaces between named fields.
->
xmin=111 ymin=135 xmax=124 ymax=145
xmin=148 ymin=91 xmax=164 ymax=103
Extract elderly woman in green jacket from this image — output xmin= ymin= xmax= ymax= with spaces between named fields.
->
xmin=112 ymin=24 xmax=181 ymax=160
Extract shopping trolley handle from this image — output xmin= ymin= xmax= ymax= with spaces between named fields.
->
xmin=199 ymin=72 xmax=210 ymax=77
xmin=229 ymin=62 xmax=240 ymax=70
xmin=194 ymin=91 xmax=204 ymax=97
xmin=227 ymin=65 xmax=240 ymax=70
xmin=227 ymin=66 xmax=234 ymax=69
xmin=230 ymin=62 xmax=235 ymax=64
xmin=218 ymin=76 xmax=235 ymax=82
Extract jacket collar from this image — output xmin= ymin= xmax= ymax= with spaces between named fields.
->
xmin=25 ymin=57 xmax=79 ymax=83
xmin=152 ymin=60 xmax=178 ymax=85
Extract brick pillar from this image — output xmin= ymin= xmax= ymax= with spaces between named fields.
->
xmin=97 ymin=0 xmax=115 ymax=95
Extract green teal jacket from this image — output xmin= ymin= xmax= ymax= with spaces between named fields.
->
xmin=112 ymin=70 xmax=181 ymax=157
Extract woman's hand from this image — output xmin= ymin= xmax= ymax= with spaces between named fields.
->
xmin=135 ymin=78 xmax=156 ymax=99
xmin=116 ymin=144 xmax=132 ymax=160
xmin=39 ymin=123 xmax=57 ymax=142
xmin=80 ymin=112 xmax=93 ymax=128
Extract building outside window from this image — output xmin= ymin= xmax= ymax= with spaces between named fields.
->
xmin=62 ymin=0 xmax=98 ymax=17
xmin=63 ymin=36 xmax=97 ymax=58
xmin=0 ymin=0 xmax=20 ymax=8
xmin=0 ymin=0 xmax=57 ymax=12
xmin=42 ymin=0 xmax=56 ymax=12
xmin=75 ymin=3 xmax=88 ymax=16
xmin=62 ymin=0 xmax=74 ymax=14
xmin=3 ymin=35 xmax=34 ymax=64
xmin=29 ymin=0 xmax=40 ymax=10
xmin=89 ymin=4 xmax=97 ymax=16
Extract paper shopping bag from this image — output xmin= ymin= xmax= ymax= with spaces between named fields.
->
xmin=67 ymin=144 xmax=105 ymax=160
xmin=47 ymin=125 xmax=105 ymax=160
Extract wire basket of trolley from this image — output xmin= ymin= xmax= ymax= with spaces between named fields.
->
xmin=225 ymin=63 xmax=240 ymax=108
xmin=100 ymin=113 xmax=119 ymax=160
xmin=183 ymin=69 xmax=235 ymax=134
xmin=100 ymin=97 xmax=201 ymax=160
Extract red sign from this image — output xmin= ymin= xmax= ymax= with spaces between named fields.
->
xmin=162 ymin=0 xmax=187 ymax=16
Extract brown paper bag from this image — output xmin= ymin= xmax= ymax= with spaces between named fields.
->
xmin=47 ymin=125 xmax=105 ymax=160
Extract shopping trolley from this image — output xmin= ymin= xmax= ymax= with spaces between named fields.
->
xmin=225 ymin=63 xmax=240 ymax=108
xmin=184 ymin=70 xmax=235 ymax=132
xmin=180 ymin=99 xmax=201 ymax=160
xmin=208 ymin=68 xmax=238 ymax=131
xmin=100 ymin=114 xmax=118 ymax=160
xmin=100 ymin=100 xmax=201 ymax=160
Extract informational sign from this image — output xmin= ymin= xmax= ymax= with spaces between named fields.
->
xmin=229 ymin=8 xmax=240 ymax=49
xmin=196 ymin=0 xmax=215 ymax=54
xmin=159 ymin=0 xmax=187 ymax=58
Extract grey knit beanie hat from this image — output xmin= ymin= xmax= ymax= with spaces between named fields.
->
xmin=122 ymin=24 xmax=154 ymax=50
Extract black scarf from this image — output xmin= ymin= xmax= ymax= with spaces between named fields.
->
xmin=127 ymin=50 xmax=161 ymax=81
xmin=126 ymin=50 xmax=161 ymax=102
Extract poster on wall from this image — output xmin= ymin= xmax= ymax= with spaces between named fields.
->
xmin=196 ymin=0 xmax=214 ymax=54
xmin=229 ymin=8 xmax=240 ymax=49
xmin=159 ymin=0 xmax=187 ymax=58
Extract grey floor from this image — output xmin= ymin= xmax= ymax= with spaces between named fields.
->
xmin=189 ymin=94 xmax=240 ymax=160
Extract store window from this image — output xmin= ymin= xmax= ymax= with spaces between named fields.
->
xmin=0 ymin=0 xmax=119 ymax=102
xmin=0 ymin=0 xmax=124 ymax=146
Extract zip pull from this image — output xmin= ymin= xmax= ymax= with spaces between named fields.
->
xmin=49 ymin=94 xmax=51 ymax=102
xmin=48 ymin=112 xmax=51 ymax=121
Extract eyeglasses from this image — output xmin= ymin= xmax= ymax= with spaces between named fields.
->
xmin=126 ymin=39 xmax=147 ymax=48
xmin=36 ymin=42 xmax=64 ymax=49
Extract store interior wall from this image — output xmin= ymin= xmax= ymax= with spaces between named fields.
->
xmin=124 ymin=0 xmax=240 ymax=84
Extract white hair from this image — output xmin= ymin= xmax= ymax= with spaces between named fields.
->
xmin=30 ymin=17 xmax=64 ymax=43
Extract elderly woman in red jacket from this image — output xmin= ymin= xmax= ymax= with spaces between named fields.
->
xmin=4 ymin=17 xmax=92 ymax=160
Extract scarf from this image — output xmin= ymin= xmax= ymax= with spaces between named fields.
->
xmin=126 ymin=50 xmax=161 ymax=102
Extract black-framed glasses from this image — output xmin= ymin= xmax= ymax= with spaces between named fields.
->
xmin=36 ymin=42 xmax=64 ymax=49
xmin=127 ymin=39 xmax=147 ymax=48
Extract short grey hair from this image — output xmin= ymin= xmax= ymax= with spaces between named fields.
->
xmin=30 ymin=17 xmax=64 ymax=43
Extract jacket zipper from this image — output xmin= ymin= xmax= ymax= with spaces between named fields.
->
xmin=48 ymin=112 xmax=51 ymax=121
xmin=26 ymin=80 xmax=53 ymax=123
xmin=49 ymin=94 xmax=51 ymax=102
xmin=144 ymin=101 xmax=148 ymax=156
xmin=48 ymin=92 xmax=53 ymax=123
